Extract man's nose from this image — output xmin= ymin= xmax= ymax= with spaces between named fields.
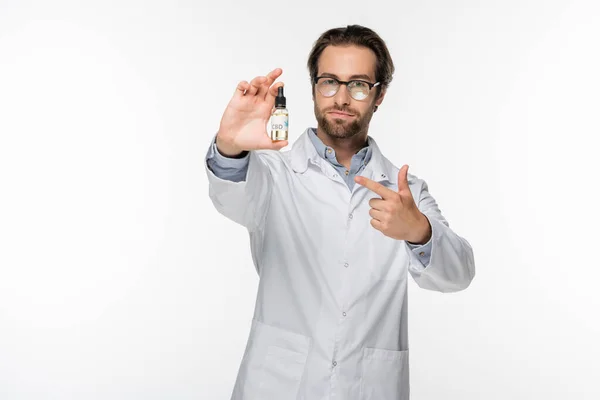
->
xmin=333 ymin=84 xmax=351 ymax=106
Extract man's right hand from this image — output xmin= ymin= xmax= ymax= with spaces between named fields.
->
xmin=216 ymin=68 xmax=289 ymax=157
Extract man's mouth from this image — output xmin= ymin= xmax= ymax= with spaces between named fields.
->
xmin=328 ymin=111 xmax=355 ymax=118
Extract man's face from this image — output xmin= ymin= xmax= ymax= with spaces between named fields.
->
xmin=313 ymin=45 xmax=385 ymax=140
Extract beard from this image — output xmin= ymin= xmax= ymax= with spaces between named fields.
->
xmin=314 ymin=102 xmax=374 ymax=140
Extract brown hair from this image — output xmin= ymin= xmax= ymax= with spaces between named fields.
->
xmin=307 ymin=25 xmax=395 ymax=95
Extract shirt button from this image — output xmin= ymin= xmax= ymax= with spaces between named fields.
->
xmin=345 ymin=170 xmax=349 ymax=175
xmin=419 ymin=251 xmax=425 ymax=257
xmin=342 ymin=312 xmax=347 ymax=317
xmin=344 ymin=262 xmax=349 ymax=268
xmin=327 ymin=148 xmax=332 ymax=154
xmin=332 ymin=361 xmax=337 ymax=367
xmin=348 ymin=213 xmax=353 ymax=219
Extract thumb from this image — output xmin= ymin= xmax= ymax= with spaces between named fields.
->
xmin=397 ymin=164 xmax=410 ymax=193
xmin=271 ymin=140 xmax=288 ymax=150
xmin=262 ymin=138 xmax=288 ymax=151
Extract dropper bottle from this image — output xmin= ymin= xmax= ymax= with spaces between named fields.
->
xmin=270 ymin=86 xmax=288 ymax=141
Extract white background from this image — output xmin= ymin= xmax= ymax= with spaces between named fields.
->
xmin=1 ymin=0 xmax=599 ymax=399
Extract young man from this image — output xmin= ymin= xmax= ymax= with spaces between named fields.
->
xmin=205 ymin=25 xmax=475 ymax=400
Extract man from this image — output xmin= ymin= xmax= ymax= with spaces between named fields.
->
xmin=205 ymin=24 xmax=475 ymax=400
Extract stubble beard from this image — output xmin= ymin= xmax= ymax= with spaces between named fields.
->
xmin=314 ymin=102 xmax=374 ymax=141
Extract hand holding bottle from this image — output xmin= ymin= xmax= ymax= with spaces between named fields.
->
xmin=216 ymin=68 xmax=288 ymax=157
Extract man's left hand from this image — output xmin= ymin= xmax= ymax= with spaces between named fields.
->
xmin=355 ymin=165 xmax=432 ymax=244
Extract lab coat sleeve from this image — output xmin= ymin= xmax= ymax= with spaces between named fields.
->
xmin=406 ymin=177 xmax=475 ymax=293
xmin=204 ymin=134 xmax=273 ymax=232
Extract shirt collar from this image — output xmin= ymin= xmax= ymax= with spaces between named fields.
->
xmin=290 ymin=127 xmax=397 ymax=185
xmin=307 ymin=128 xmax=372 ymax=167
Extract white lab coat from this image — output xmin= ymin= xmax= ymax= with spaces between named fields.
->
xmin=204 ymin=128 xmax=475 ymax=400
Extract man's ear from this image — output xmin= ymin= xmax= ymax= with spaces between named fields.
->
xmin=373 ymin=87 xmax=387 ymax=112
xmin=375 ymin=87 xmax=387 ymax=107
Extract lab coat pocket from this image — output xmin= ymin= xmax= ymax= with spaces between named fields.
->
xmin=257 ymin=345 xmax=308 ymax=400
xmin=236 ymin=319 xmax=310 ymax=400
xmin=360 ymin=347 xmax=409 ymax=400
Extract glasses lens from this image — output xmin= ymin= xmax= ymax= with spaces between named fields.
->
xmin=317 ymin=78 xmax=339 ymax=97
xmin=348 ymin=81 xmax=370 ymax=100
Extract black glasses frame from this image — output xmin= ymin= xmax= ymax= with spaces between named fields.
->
xmin=314 ymin=76 xmax=381 ymax=99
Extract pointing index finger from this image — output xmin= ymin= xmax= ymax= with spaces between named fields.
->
xmin=355 ymin=176 xmax=397 ymax=199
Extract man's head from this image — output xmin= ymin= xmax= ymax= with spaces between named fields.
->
xmin=307 ymin=25 xmax=395 ymax=140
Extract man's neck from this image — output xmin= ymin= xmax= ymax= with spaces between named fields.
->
xmin=315 ymin=127 xmax=369 ymax=167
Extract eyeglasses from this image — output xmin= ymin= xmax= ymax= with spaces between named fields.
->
xmin=314 ymin=76 xmax=381 ymax=101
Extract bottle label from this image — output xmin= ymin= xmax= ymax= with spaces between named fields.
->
xmin=271 ymin=115 xmax=288 ymax=132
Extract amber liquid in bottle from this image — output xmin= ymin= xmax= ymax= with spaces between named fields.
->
xmin=270 ymin=86 xmax=288 ymax=141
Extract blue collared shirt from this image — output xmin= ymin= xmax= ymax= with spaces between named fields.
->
xmin=306 ymin=128 xmax=371 ymax=192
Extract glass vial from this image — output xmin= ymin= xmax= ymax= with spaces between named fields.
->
xmin=270 ymin=86 xmax=288 ymax=141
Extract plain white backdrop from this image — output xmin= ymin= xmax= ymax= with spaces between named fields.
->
xmin=1 ymin=0 xmax=599 ymax=399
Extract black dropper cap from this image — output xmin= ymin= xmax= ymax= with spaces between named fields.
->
xmin=275 ymin=86 xmax=286 ymax=108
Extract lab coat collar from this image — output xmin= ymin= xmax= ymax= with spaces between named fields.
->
xmin=290 ymin=127 xmax=397 ymax=185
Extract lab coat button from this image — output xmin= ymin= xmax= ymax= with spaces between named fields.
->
xmin=348 ymin=214 xmax=353 ymax=219
xmin=332 ymin=361 xmax=337 ymax=367
xmin=344 ymin=262 xmax=349 ymax=268
xmin=342 ymin=312 xmax=347 ymax=317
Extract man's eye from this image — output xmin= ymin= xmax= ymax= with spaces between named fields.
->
xmin=351 ymin=81 xmax=368 ymax=88
xmin=323 ymin=79 xmax=337 ymax=85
